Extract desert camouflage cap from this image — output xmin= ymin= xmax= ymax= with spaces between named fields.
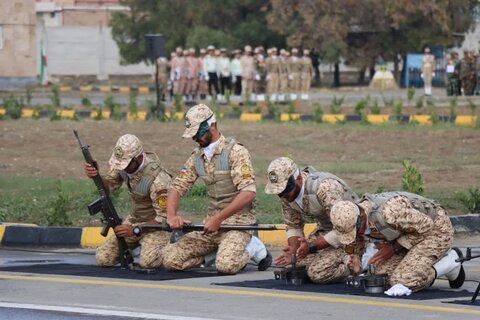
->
xmin=330 ymin=201 xmax=360 ymax=245
xmin=108 ymin=134 xmax=143 ymax=171
xmin=264 ymin=157 xmax=298 ymax=195
xmin=182 ymin=104 xmax=214 ymax=138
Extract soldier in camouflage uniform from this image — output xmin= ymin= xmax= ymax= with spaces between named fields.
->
xmin=445 ymin=53 xmax=458 ymax=96
xmin=265 ymin=157 xmax=360 ymax=284
xmin=330 ymin=192 xmax=465 ymax=296
xmin=157 ymin=56 xmax=169 ymax=101
xmin=84 ymin=134 xmax=172 ymax=268
xmin=163 ymin=104 xmax=270 ymax=274
xmin=300 ymin=49 xmax=314 ymax=100
xmin=289 ymin=48 xmax=301 ymax=100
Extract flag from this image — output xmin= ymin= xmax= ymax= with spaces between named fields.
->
xmin=40 ymin=40 xmax=48 ymax=86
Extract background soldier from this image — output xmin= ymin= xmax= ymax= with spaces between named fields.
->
xmin=300 ymin=49 xmax=314 ymax=100
xmin=198 ymin=48 xmax=208 ymax=100
xmin=265 ymin=48 xmax=281 ymax=102
xmin=203 ymin=45 xmax=220 ymax=100
xmin=218 ymin=48 xmax=232 ymax=101
xmin=170 ymin=47 xmax=184 ymax=97
xmin=330 ymin=192 xmax=465 ymax=296
xmin=289 ymin=48 xmax=301 ymax=100
xmin=460 ymin=50 xmax=476 ymax=96
xmin=265 ymin=157 xmax=360 ymax=284
xmin=445 ymin=53 xmax=458 ymax=96
xmin=278 ymin=49 xmax=290 ymax=102
xmin=240 ymin=45 xmax=255 ymax=102
xmin=84 ymin=134 xmax=172 ymax=269
xmin=230 ymin=49 xmax=242 ymax=99
xmin=163 ymin=104 xmax=270 ymax=274
xmin=421 ymin=47 xmax=436 ymax=96
xmin=254 ymin=46 xmax=267 ymax=102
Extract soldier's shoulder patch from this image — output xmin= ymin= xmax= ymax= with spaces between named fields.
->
xmin=157 ymin=195 xmax=167 ymax=209
xmin=241 ymin=164 xmax=251 ymax=179
xmin=179 ymin=167 xmax=188 ymax=175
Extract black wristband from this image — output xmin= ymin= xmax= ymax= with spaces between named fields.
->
xmin=308 ymin=244 xmax=318 ymax=254
xmin=392 ymin=241 xmax=402 ymax=254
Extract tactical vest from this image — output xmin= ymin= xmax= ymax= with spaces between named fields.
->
xmin=290 ymin=166 xmax=358 ymax=229
xmin=119 ymin=152 xmax=165 ymax=223
xmin=362 ymin=191 xmax=442 ymax=241
xmin=194 ymin=137 xmax=254 ymax=224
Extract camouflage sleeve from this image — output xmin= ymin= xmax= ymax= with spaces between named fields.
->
xmin=229 ymin=143 xmax=256 ymax=192
xmin=317 ymin=179 xmax=346 ymax=217
xmin=323 ymin=230 xmax=342 ymax=248
xmin=103 ymin=167 xmax=123 ymax=192
xmin=172 ymin=154 xmax=199 ymax=197
xmin=150 ymin=170 xmax=172 ymax=223
xmin=383 ymin=196 xmax=434 ymax=249
xmin=281 ymin=200 xmax=305 ymax=238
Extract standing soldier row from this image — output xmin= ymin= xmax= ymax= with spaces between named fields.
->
xmin=444 ymin=49 xmax=480 ymax=96
xmin=156 ymin=45 xmax=316 ymax=103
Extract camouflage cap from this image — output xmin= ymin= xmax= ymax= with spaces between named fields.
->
xmin=264 ymin=157 xmax=298 ymax=195
xmin=207 ymin=45 xmax=215 ymax=51
xmin=108 ymin=134 xmax=143 ymax=171
xmin=330 ymin=201 xmax=360 ymax=245
xmin=182 ymin=104 xmax=214 ymax=138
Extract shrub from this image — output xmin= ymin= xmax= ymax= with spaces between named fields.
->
xmin=455 ymin=187 xmax=480 ymax=213
xmin=330 ymin=95 xmax=344 ymax=114
xmin=313 ymin=103 xmax=323 ymax=123
xmin=449 ymin=97 xmax=457 ymax=118
xmin=402 ymin=160 xmax=425 ymax=195
xmin=46 ymin=181 xmax=72 ymax=226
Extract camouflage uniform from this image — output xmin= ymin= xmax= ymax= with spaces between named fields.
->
xmin=240 ymin=46 xmax=255 ymax=101
xmin=96 ymin=135 xmax=172 ymax=268
xmin=331 ymin=192 xmax=453 ymax=292
xmin=163 ymin=105 xmax=256 ymax=274
xmin=156 ymin=57 xmax=169 ymax=100
xmin=265 ymin=157 xmax=359 ymax=283
xmin=445 ymin=54 xmax=458 ymax=96
xmin=289 ymin=49 xmax=302 ymax=99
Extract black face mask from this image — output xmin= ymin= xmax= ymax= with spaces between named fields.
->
xmin=192 ymin=121 xmax=211 ymax=140
xmin=279 ymin=175 xmax=296 ymax=197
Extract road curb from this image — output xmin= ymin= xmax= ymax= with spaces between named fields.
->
xmin=1 ymin=215 xmax=479 ymax=248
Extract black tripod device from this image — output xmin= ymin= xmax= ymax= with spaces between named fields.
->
xmin=457 ymin=247 xmax=480 ymax=303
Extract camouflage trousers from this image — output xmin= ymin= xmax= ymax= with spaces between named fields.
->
xmin=299 ymin=228 xmax=365 ymax=284
xmin=96 ymin=230 xmax=170 ymax=268
xmin=163 ymin=230 xmax=251 ymax=274
xmin=375 ymin=214 xmax=453 ymax=292
xmin=446 ymin=75 xmax=458 ymax=96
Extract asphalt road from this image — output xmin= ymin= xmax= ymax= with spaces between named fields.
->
xmin=1 ymin=236 xmax=480 ymax=320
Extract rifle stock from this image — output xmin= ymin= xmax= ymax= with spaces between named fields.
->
xmin=74 ymin=130 xmax=133 ymax=268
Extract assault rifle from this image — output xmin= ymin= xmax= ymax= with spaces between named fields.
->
xmin=134 ymin=223 xmax=284 ymax=236
xmin=73 ymin=130 xmax=133 ymax=268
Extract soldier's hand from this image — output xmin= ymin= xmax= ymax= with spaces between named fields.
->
xmin=296 ymin=238 xmax=309 ymax=261
xmin=203 ymin=216 xmax=221 ymax=234
xmin=368 ymin=243 xmax=394 ymax=267
xmin=114 ymin=224 xmax=134 ymax=238
xmin=167 ymin=216 xmax=191 ymax=230
xmin=274 ymin=246 xmax=294 ymax=267
xmin=347 ymin=254 xmax=361 ymax=274
xmin=84 ymin=162 xmax=98 ymax=178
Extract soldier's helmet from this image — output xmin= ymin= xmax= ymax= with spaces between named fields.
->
xmin=108 ymin=134 xmax=143 ymax=171
xmin=176 ymin=46 xmax=183 ymax=54
xmin=207 ymin=45 xmax=215 ymax=51
xmin=182 ymin=104 xmax=214 ymax=139
xmin=244 ymin=45 xmax=252 ymax=53
xmin=220 ymin=48 xmax=227 ymax=54
xmin=264 ymin=157 xmax=298 ymax=195
xmin=189 ymin=48 xmax=196 ymax=54
xmin=330 ymin=201 xmax=361 ymax=245
xmin=303 ymin=49 xmax=310 ymax=55
xmin=291 ymin=48 xmax=298 ymax=54
xmin=200 ymin=48 xmax=206 ymax=54
xmin=183 ymin=49 xmax=190 ymax=56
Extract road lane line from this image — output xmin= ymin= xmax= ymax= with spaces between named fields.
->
xmin=1 ymin=273 xmax=479 ymax=316
xmin=0 ymin=302 xmax=217 ymax=319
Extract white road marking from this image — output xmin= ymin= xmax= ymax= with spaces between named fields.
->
xmin=0 ymin=302 xmax=219 ymax=320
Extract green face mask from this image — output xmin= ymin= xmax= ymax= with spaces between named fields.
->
xmin=193 ymin=121 xmax=210 ymax=140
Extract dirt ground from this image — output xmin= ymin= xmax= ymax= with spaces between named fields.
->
xmin=0 ymin=119 xmax=479 ymax=213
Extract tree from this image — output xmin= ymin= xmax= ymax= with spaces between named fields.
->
xmin=110 ymin=0 xmax=285 ymax=65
